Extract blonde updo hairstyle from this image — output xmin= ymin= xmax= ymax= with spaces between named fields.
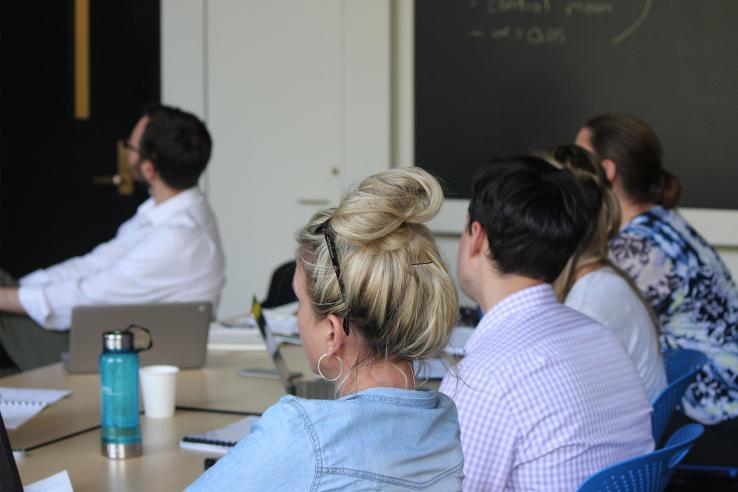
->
xmin=296 ymin=168 xmax=458 ymax=368
xmin=536 ymin=145 xmax=622 ymax=299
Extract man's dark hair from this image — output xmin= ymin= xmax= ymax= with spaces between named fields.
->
xmin=468 ymin=156 xmax=590 ymax=283
xmin=139 ymin=104 xmax=212 ymax=190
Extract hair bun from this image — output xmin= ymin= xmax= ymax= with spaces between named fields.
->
xmin=650 ymin=168 xmax=682 ymax=209
xmin=296 ymin=167 xmax=458 ymax=365
xmin=331 ymin=168 xmax=444 ymax=247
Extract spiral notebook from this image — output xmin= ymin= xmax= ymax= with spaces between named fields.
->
xmin=0 ymin=387 xmax=71 ymax=430
xmin=180 ymin=415 xmax=260 ymax=454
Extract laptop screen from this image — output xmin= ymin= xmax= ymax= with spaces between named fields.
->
xmin=0 ymin=410 xmax=23 ymax=492
xmin=251 ymin=297 xmax=295 ymax=394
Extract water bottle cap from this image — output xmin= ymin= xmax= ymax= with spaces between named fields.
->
xmin=102 ymin=330 xmax=134 ymax=352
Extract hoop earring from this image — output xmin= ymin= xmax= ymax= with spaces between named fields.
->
xmin=317 ymin=353 xmax=344 ymax=382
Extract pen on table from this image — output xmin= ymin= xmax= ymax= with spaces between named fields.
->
xmin=12 ymin=448 xmax=27 ymax=459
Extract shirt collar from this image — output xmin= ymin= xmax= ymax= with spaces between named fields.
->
xmin=136 ymin=187 xmax=202 ymax=226
xmin=466 ymin=283 xmax=558 ymax=353
xmin=339 ymin=387 xmax=436 ymax=408
xmin=624 ymin=205 xmax=667 ymax=229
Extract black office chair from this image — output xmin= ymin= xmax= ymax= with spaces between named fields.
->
xmin=261 ymin=261 xmax=297 ymax=308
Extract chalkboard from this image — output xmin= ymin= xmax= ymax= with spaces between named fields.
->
xmin=416 ymin=0 xmax=738 ymax=208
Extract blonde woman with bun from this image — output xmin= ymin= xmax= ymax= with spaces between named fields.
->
xmin=540 ymin=145 xmax=666 ymax=402
xmin=187 ymin=168 xmax=464 ymax=491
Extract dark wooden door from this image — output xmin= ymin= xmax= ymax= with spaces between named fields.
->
xmin=0 ymin=0 xmax=160 ymax=277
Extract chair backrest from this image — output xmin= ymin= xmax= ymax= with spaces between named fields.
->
xmin=651 ymin=369 xmax=701 ymax=445
xmin=662 ymin=349 xmax=708 ymax=384
xmin=577 ymin=424 xmax=704 ymax=492
xmin=261 ymin=261 xmax=297 ymax=308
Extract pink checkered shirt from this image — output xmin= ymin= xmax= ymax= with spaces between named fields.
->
xmin=440 ymin=284 xmax=654 ymax=491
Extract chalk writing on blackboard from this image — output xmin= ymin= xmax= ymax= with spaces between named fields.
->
xmin=470 ymin=25 xmax=567 ymax=44
xmin=466 ymin=0 xmax=651 ymax=45
xmin=611 ymin=0 xmax=652 ymax=44
xmin=485 ymin=0 xmax=553 ymax=14
xmin=565 ymin=1 xmax=613 ymax=16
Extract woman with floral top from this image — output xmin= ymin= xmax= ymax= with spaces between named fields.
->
xmin=576 ymin=113 xmax=738 ymax=467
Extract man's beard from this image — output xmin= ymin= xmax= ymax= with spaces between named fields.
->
xmin=128 ymin=158 xmax=145 ymax=184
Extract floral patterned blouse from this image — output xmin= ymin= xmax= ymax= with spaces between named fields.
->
xmin=609 ymin=206 xmax=738 ymax=424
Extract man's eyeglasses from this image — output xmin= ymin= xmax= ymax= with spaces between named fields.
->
xmin=317 ymin=219 xmax=351 ymax=336
xmin=122 ymin=139 xmax=143 ymax=155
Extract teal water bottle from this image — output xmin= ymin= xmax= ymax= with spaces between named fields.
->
xmin=99 ymin=325 xmax=152 ymax=459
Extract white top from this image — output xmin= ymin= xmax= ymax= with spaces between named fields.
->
xmin=565 ymin=266 xmax=667 ymax=402
xmin=19 ymin=188 xmax=225 ymax=330
xmin=440 ymin=284 xmax=654 ymax=492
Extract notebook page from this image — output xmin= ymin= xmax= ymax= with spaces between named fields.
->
xmin=180 ymin=415 xmax=259 ymax=454
xmin=0 ymin=387 xmax=72 ymax=429
xmin=0 ymin=387 xmax=71 ymax=405
xmin=0 ymin=400 xmax=46 ymax=430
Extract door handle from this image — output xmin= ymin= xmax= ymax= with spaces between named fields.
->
xmin=93 ymin=174 xmax=123 ymax=185
xmin=92 ymin=140 xmax=134 ymax=195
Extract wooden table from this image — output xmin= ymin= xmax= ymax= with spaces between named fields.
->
xmin=4 ymin=348 xmax=310 ymax=451
xmin=15 ymin=410 xmax=244 ymax=491
xmin=3 ymin=347 xmax=318 ymax=490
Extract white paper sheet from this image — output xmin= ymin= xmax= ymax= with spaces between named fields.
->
xmin=263 ymin=303 xmax=299 ymax=336
xmin=24 ymin=470 xmax=74 ymax=492
xmin=0 ymin=387 xmax=71 ymax=405
xmin=0 ymin=387 xmax=71 ymax=429
xmin=443 ymin=326 xmax=475 ymax=356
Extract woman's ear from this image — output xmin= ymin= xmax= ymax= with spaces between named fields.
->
xmin=602 ymin=159 xmax=618 ymax=183
xmin=323 ymin=313 xmax=348 ymax=356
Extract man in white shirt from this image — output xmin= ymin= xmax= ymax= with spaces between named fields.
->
xmin=439 ymin=156 xmax=654 ymax=491
xmin=0 ymin=105 xmax=225 ymax=370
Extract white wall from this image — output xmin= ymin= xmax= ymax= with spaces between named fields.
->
xmin=161 ymin=0 xmax=205 ymax=120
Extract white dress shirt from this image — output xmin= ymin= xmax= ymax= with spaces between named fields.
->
xmin=565 ymin=266 xmax=667 ymax=402
xmin=19 ymin=188 xmax=225 ymax=330
xmin=440 ymin=284 xmax=653 ymax=492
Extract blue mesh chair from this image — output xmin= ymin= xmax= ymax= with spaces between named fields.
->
xmin=661 ymin=350 xmax=738 ymax=482
xmin=651 ymin=370 xmax=702 ymax=445
xmin=662 ymin=349 xmax=708 ymax=384
xmin=577 ymin=424 xmax=704 ymax=492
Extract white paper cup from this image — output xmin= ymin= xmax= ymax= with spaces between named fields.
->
xmin=139 ymin=365 xmax=179 ymax=418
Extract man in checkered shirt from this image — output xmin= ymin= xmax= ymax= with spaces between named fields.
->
xmin=440 ymin=156 xmax=653 ymax=491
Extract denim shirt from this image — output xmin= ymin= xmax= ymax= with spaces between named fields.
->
xmin=186 ymin=387 xmax=464 ymax=491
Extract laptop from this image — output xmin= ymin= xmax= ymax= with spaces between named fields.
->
xmin=250 ymin=298 xmax=335 ymax=400
xmin=0 ymin=410 xmax=23 ymax=492
xmin=66 ymin=302 xmax=212 ymax=373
